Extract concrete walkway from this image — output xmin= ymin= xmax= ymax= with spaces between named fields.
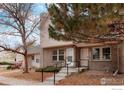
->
xmin=39 ymin=67 xmax=79 ymax=85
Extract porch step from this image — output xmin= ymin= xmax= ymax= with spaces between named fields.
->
xmin=60 ymin=67 xmax=88 ymax=73
xmin=46 ymin=76 xmax=65 ymax=81
xmin=59 ymin=69 xmax=77 ymax=73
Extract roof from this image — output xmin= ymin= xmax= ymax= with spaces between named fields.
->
xmin=76 ymin=41 xmax=119 ymax=47
xmin=27 ymin=45 xmax=40 ymax=55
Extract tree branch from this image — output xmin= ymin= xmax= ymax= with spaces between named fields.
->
xmin=0 ymin=45 xmax=24 ymax=55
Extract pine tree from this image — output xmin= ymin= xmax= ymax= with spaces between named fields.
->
xmin=47 ymin=4 xmax=124 ymax=43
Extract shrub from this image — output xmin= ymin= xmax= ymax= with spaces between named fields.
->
xmin=0 ymin=62 xmax=14 ymax=65
xmin=35 ymin=68 xmax=43 ymax=72
xmin=35 ymin=66 xmax=61 ymax=72
xmin=6 ymin=63 xmax=22 ymax=70
xmin=6 ymin=65 xmax=12 ymax=70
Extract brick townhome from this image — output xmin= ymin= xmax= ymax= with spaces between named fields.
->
xmin=39 ymin=13 xmax=124 ymax=73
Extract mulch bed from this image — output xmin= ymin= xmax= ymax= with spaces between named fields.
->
xmin=57 ymin=70 xmax=124 ymax=85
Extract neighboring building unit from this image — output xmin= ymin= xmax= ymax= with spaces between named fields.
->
xmin=16 ymin=46 xmax=40 ymax=68
xmin=27 ymin=46 xmax=40 ymax=68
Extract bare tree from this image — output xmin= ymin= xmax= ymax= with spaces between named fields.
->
xmin=0 ymin=3 xmax=40 ymax=73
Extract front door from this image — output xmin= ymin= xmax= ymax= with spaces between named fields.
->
xmin=66 ymin=48 xmax=74 ymax=67
xmin=80 ymin=48 xmax=89 ymax=66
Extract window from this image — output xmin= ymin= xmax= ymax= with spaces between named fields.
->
xmin=92 ymin=47 xmax=111 ymax=61
xmin=52 ymin=49 xmax=64 ymax=61
xmin=59 ymin=50 xmax=64 ymax=61
xmin=92 ymin=48 xmax=100 ymax=60
xmin=31 ymin=55 xmax=34 ymax=60
xmin=52 ymin=50 xmax=58 ymax=61
xmin=36 ymin=59 xmax=39 ymax=63
xmin=102 ymin=47 xmax=111 ymax=60
xmin=67 ymin=56 xmax=72 ymax=62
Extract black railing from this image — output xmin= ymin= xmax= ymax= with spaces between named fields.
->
xmin=66 ymin=59 xmax=89 ymax=74
xmin=53 ymin=69 xmax=56 ymax=84
xmin=41 ymin=61 xmax=65 ymax=83
xmin=66 ymin=62 xmax=72 ymax=76
xmin=41 ymin=69 xmax=44 ymax=82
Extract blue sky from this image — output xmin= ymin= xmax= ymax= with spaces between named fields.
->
xmin=0 ymin=4 xmax=48 ymax=47
xmin=33 ymin=3 xmax=47 ymax=15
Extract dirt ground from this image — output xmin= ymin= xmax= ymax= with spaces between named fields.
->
xmin=0 ymin=70 xmax=53 ymax=82
xmin=0 ymin=68 xmax=10 ymax=73
xmin=57 ymin=70 xmax=124 ymax=85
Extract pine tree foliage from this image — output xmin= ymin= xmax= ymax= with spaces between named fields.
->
xmin=47 ymin=4 xmax=124 ymax=43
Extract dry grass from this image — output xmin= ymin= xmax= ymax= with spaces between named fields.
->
xmin=1 ymin=70 xmax=53 ymax=82
xmin=57 ymin=70 xmax=124 ymax=85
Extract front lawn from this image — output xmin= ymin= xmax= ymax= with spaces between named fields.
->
xmin=0 ymin=70 xmax=53 ymax=82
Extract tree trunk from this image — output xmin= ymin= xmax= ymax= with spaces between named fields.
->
xmin=24 ymin=50 xmax=29 ymax=73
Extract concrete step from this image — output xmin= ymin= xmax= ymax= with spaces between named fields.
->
xmin=59 ymin=69 xmax=78 ymax=73
xmin=60 ymin=69 xmax=78 ymax=73
xmin=55 ymin=73 xmax=67 ymax=77
xmin=41 ymin=81 xmax=54 ymax=85
xmin=43 ymin=77 xmax=65 ymax=84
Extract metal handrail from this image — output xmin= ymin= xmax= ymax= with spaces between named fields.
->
xmin=65 ymin=58 xmax=89 ymax=74
xmin=41 ymin=61 xmax=65 ymax=83
xmin=53 ymin=61 xmax=65 ymax=68
xmin=52 ymin=61 xmax=66 ymax=84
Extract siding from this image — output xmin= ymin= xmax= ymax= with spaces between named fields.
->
xmin=27 ymin=54 xmax=40 ymax=68
xmin=40 ymin=13 xmax=73 ymax=48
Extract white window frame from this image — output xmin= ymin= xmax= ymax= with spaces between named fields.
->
xmin=92 ymin=46 xmax=111 ymax=61
xmin=58 ymin=49 xmax=65 ymax=61
xmin=36 ymin=59 xmax=39 ymax=63
xmin=31 ymin=55 xmax=34 ymax=60
xmin=52 ymin=50 xmax=58 ymax=61
xmin=52 ymin=49 xmax=64 ymax=62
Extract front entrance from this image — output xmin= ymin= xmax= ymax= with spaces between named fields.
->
xmin=80 ymin=48 xmax=89 ymax=66
xmin=66 ymin=48 xmax=74 ymax=67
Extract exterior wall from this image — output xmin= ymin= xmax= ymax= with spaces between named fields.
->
xmin=88 ymin=45 xmax=118 ymax=72
xmin=0 ymin=51 xmax=16 ymax=62
xmin=40 ymin=13 xmax=73 ymax=48
xmin=27 ymin=55 xmax=32 ymax=68
xmin=119 ymin=42 xmax=124 ymax=73
xmin=16 ymin=53 xmax=24 ymax=62
xmin=43 ymin=46 xmax=75 ymax=67
xmin=43 ymin=48 xmax=54 ymax=67
xmin=27 ymin=54 xmax=40 ymax=68
xmin=40 ymin=13 xmax=73 ymax=68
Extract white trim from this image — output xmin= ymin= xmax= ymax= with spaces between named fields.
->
xmin=92 ymin=46 xmax=112 ymax=61
xmin=52 ymin=49 xmax=64 ymax=62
